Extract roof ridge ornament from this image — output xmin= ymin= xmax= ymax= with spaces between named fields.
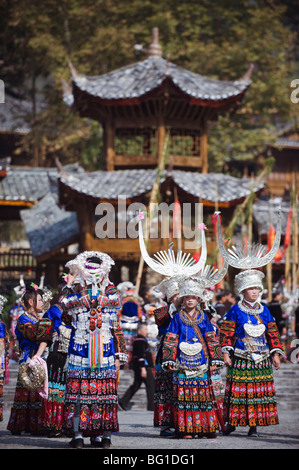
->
xmin=134 ymin=27 xmax=162 ymax=58
xmin=149 ymin=27 xmax=162 ymax=57
xmin=237 ymin=63 xmax=255 ymax=83
xmin=215 ymin=209 xmax=282 ymax=269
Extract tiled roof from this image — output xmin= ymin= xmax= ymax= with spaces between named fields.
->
xmin=274 ymin=138 xmax=299 ymax=149
xmin=0 ymin=164 xmax=84 ymax=203
xmin=253 ymin=198 xmax=294 ymax=235
xmin=60 ymin=168 xmax=157 ymax=200
xmin=0 ymin=167 xmax=58 ymax=202
xmin=20 ymin=192 xmax=79 ymax=258
xmin=69 ymin=56 xmax=251 ymax=102
xmin=60 ymin=168 xmax=263 ymax=203
xmin=171 ymin=171 xmax=264 ymax=202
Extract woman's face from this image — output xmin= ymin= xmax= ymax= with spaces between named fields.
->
xmin=182 ymin=295 xmax=198 ymax=310
xmin=243 ymin=287 xmax=260 ymax=303
xmin=35 ymin=294 xmax=44 ymax=312
xmin=170 ymin=293 xmax=179 ymax=305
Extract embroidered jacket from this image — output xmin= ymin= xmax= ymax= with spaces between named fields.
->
xmin=16 ymin=312 xmax=53 ymax=364
xmin=220 ymin=301 xmax=284 ymax=361
xmin=153 ymin=304 xmax=173 ymax=367
xmin=59 ymin=283 xmax=128 ymax=368
xmin=162 ymin=309 xmax=223 ymax=372
xmin=0 ymin=320 xmax=9 ymax=376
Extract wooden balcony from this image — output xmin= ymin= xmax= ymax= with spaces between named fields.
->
xmin=84 ymin=232 xmax=216 ymax=262
xmin=0 ymin=248 xmax=36 ymax=271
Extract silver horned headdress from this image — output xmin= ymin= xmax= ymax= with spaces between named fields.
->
xmin=138 ymin=213 xmax=207 ymax=276
xmin=155 ymin=276 xmax=180 ymax=302
xmin=215 ymin=209 xmax=281 ymax=269
xmin=182 ymin=262 xmax=228 ymax=302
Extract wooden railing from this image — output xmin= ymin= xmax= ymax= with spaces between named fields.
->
xmin=0 ymin=248 xmax=36 ymax=271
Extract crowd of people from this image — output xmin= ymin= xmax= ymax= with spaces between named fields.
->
xmin=0 ymin=211 xmax=296 ymax=446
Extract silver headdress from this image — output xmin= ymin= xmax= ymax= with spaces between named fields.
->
xmin=138 ymin=214 xmax=207 ymax=276
xmin=65 ymin=251 xmax=115 ymax=295
xmin=0 ymin=294 xmax=7 ymax=315
xmin=215 ymin=209 xmax=281 ymax=269
xmin=41 ymin=288 xmax=53 ymax=315
xmin=234 ymin=269 xmax=265 ymax=300
xmin=178 ymin=277 xmax=205 ymax=299
xmin=196 ymin=263 xmax=228 ymax=290
xmin=155 ymin=276 xmax=180 ymax=302
xmin=195 ymin=262 xmax=228 ymax=302
xmin=14 ymin=275 xmax=26 ymax=301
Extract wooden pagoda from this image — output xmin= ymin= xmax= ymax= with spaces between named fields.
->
xmin=60 ymin=28 xmax=256 ymax=285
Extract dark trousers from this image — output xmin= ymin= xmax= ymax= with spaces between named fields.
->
xmin=120 ymin=367 xmax=155 ymax=411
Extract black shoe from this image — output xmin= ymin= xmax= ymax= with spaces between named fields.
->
xmin=69 ymin=437 xmax=84 ymax=448
xmin=223 ymin=425 xmax=236 ymax=436
xmin=101 ymin=438 xmax=111 ymax=449
xmin=118 ymin=401 xmax=128 ymax=411
xmin=248 ymin=426 xmax=259 ymax=437
xmin=90 ymin=436 xmax=102 ymax=447
xmin=160 ymin=429 xmax=176 ymax=437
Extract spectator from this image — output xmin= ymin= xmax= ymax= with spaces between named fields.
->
xmin=267 ymin=290 xmax=287 ymax=336
xmin=119 ymin=322 xmax=154 ymax=412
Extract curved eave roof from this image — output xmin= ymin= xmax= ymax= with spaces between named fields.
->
xmin=59 ymin=169 xmax=157 ymax=201
xmin=59 ymin=169 xmax=263 ymax=205
xmin=69 ymin=56 xmax=251 ymax=106
xmin=172 ymin=171 xmax=264 ymax=204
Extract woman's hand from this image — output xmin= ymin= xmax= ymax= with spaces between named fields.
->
xmin=272 ymin=353 xmax=281 ymax=370
xmin=223 ymin=352 xmax=232 ymax=367
xmin=115 ymin=358 xmax=120 ymax=373
xmin=67 ymin=272 xmax=78 ymax=286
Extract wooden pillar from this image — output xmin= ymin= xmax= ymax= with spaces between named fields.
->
xmin=157 ymin=117 xmax=166 ymax=171
xmin=75 ymin=198 xmax=93 ymax=252
xmin=200 ymin=127 xmax=208 ymax=173
xmin=105 ymin=122 xmax=115 ymax=171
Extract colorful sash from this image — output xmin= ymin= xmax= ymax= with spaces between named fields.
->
xmin=88 ymin=328 xmax=103 ymax=369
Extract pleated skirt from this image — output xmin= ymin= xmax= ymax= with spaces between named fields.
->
xmin=171 ymin=371 xmax=218 ymax=436
xmin=224 ymin=357 xmax=279 ymax=427
xmin=63 ymin=364 xmax=119 ymax=436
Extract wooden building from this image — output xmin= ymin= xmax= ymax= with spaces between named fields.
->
xmin=59 ymin=28 xmax=260 ymax=286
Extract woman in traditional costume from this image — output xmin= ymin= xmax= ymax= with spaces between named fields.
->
xmin=7 ymin=283 xmax=53 ymax=435
xmin=153 ymin=276 xmax=180 ymax=436
xmin=162 ymin=277 xmax=224 ymax=438
xmin=41 ymin=274 xmax=73 ymax=437
xmin=220 ymin=270 xmax=284 ymax=436
xmin=215 ymin=209 xmax=284 ymax=437
xmin=59 ymin=251 xmax=127 ymax=449
xmin=0 ymin=295 xmax=9 ymax=422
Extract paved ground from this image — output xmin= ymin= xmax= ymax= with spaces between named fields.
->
xmin=0 ymin=406 xmax=298 ymax=451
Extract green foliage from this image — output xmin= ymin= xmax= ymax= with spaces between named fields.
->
xmin=1 ymin=0 xmax=298 ymax=170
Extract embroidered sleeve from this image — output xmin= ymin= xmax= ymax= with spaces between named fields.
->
xmin=153 ymin=305 xmax=170 ymax=327
xmin=18 ymin=317 xmax=53 ymax=345
xmin=266 ymin=321 xmax=284 ymax=355
xmin=219 ymin=319 xmax=237 ymax=352
xmin=105 ymin=284 xmax=122 ymax=309
xmin=59 ymin=293 xmax=86 ymax=313
xmin=162 ymin=332 xmax=179 ymax=367
xmin=205 ymin=330 xmax=224 ymax=365
xmin=112 ymin=320 xmax=128 ymax=364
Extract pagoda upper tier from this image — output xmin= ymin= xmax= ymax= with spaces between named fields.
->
xmin=64 ymin=32 xmax=252 ymax=127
